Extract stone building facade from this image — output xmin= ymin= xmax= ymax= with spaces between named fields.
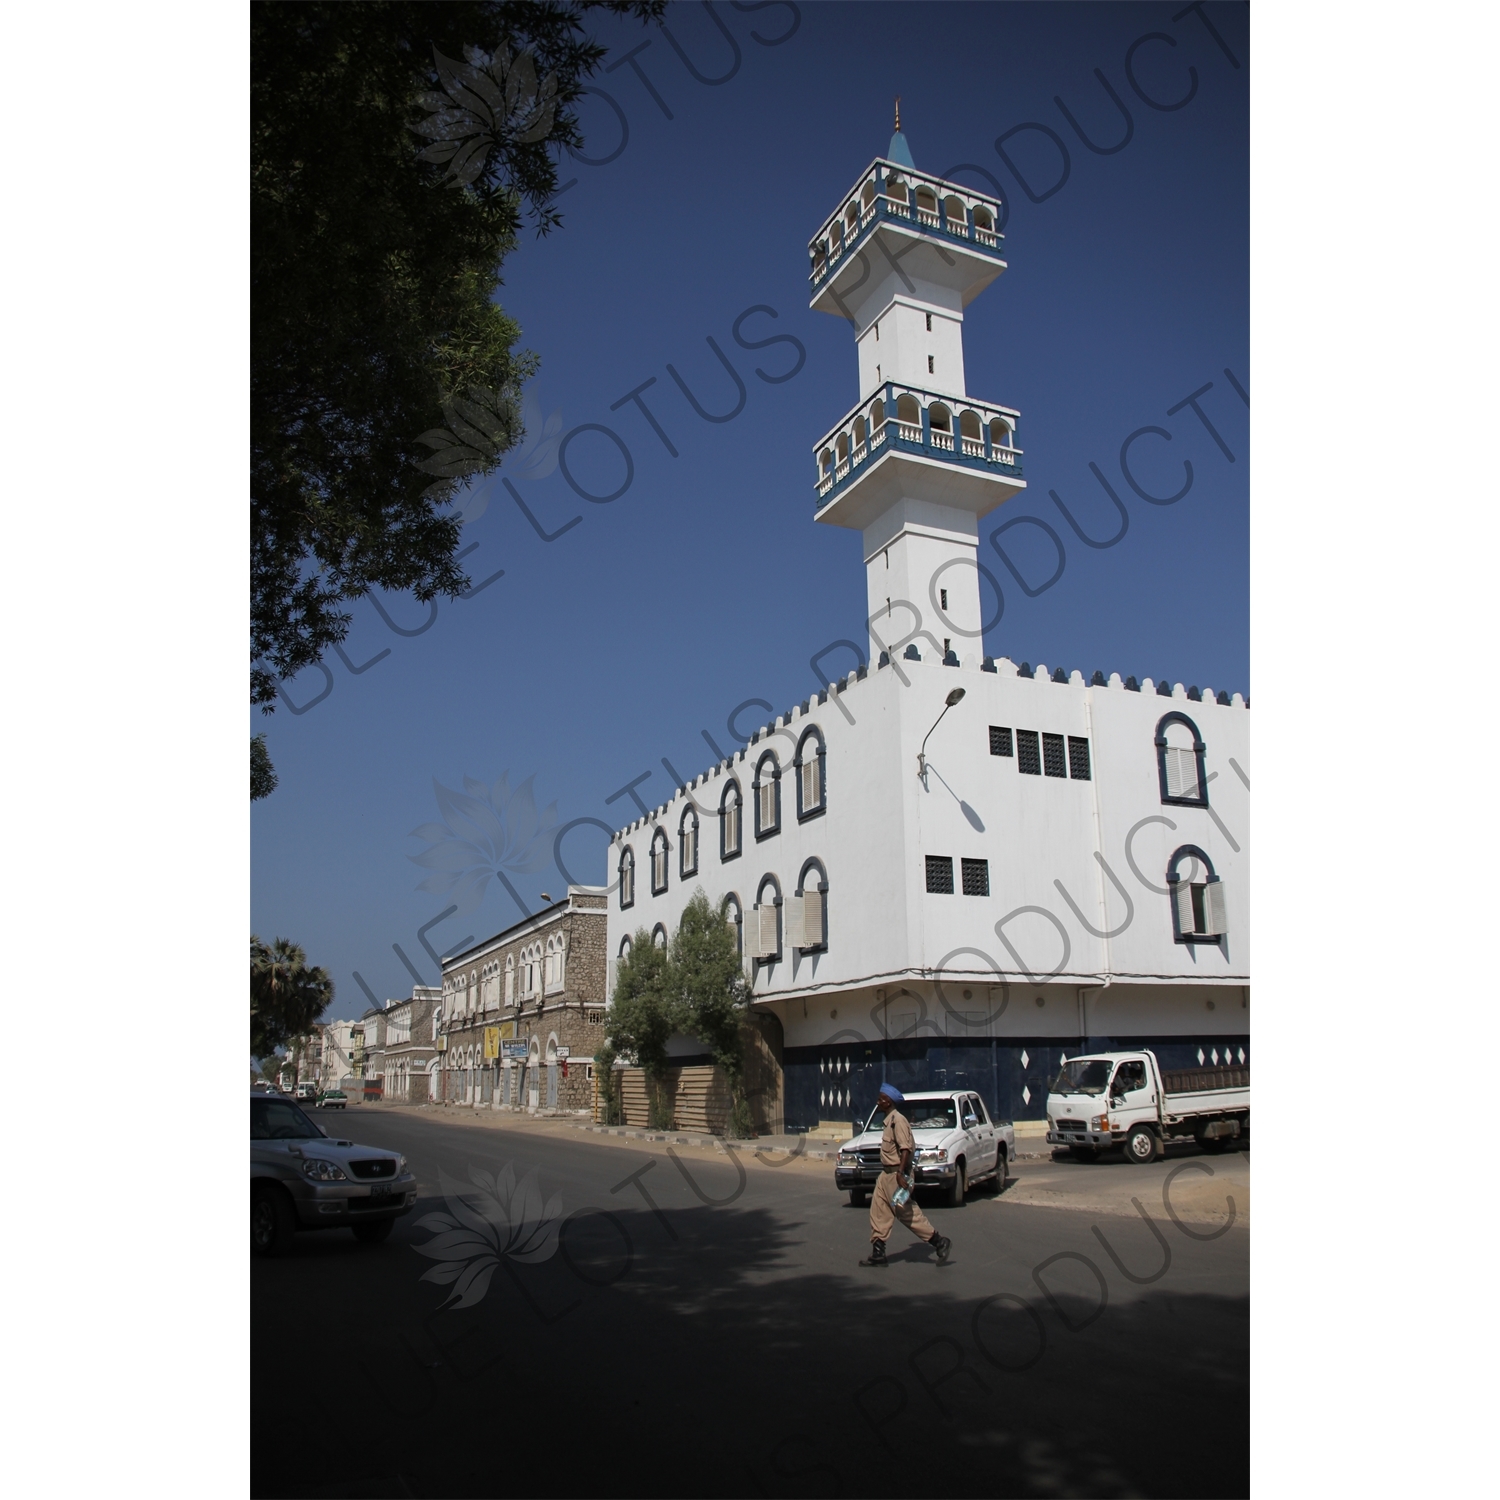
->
xmin=437 ymin=888 xmax=608 ymax=1115
xmin=382 ymin=986 xmax=440 ymax=1104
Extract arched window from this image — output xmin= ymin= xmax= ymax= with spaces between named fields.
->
xmin=748 ymin=875 xmax=782 ymax=965
xmin=915 ymin=185 xmax=938 ymax=223
xmin=679 ymin=804 xmax=699 ymax=878
xmin=790 ymin=858 xmax=829 ymax=951
xmin=753 ymin=752 xmax=781 ymax=839
xmin=618 ymin=846 xmax=635 ymax=909
xmin=651 ymin=923 xmax=667 ymax=949
xmin=869 ymin=398 xmax=887 ymax=441
xmin=1156 ymin=712 xmax=1208 ymax=806
xmin=468 ymin=971 xmax=477 ymax=1013
xmin=973 ymin=204 xmax=995 ymax=234
xmin=885 ymin=174 xmax=909 ymax=210
xmin=721 ymin=893 xmax=743 ymax=956
xmin=928 ymin=402 xmax=952 ymax=434
xmin=650 ymin=827 xmax=669 ymax=895
xmin=795 ymin=726 xmax=826 ymax=820
xmin=989 ymin=417 xmax=1012 ymax=449
xmin=895 ymin=393 xmax=921 ymax=437
xmin=1166 ymin=845 xmax=1227 ymax=943
xmin=504 ymin=955 xmax=515 ymax=1006
xmin=619 ymin=935 xmax=632 ymax=959
xmin=720 ymin=780 xmax=742 ymax=861
xmin=943 ymin=194 xmax=968 ymax=234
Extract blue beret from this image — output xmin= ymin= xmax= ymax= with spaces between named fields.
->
xmin=879 ymin=1082 xmax=904 ymax=1103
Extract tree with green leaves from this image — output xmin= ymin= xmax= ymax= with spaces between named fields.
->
xmin=251 ymin=1 xmax=665 ymax=791
xmin=251 ymin=936 xmax=335 ymax=1060
xmin=670 ymin=889 xmax=755 ymax=1137
xmin=605 ymin=930 xmax=678 ymax=1129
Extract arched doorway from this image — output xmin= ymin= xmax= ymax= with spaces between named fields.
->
xmin=528 ymin=1038 xmax=541 ymax=1111
xmin=546 ymin=1037 xmax=559 ymax=1110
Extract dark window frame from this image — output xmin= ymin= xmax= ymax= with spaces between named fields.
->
xmin=961 ymin=858 xmax=990 ymax=897
xmin=926 ymin=855 xmax=955 ymax=894
xmin=989 ymin=726 xmax=1013 ymax=758
xmin=1042 ymin=733 xmax=1066 ymax=778
xmin=1017 ymin=730 xmax=1041 ymax=775
xmin=1068 ymin=736 xmax=1092 ymax=781
xmin=794 ymin=726 xmax=827 ymax=822
xmin=753 ymin=751 xmax=782 ymax=841
xmin=720 ymin=779 xmax=743 ymax=862
xmin=1155 ymin=711 xmax=1209 ymax=808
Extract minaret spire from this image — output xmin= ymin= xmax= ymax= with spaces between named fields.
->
xmin=894 ymin=96 xmax=901 ymax=133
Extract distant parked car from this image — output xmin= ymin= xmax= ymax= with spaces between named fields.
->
xmin=835 ymin=1090 xmax=1015 ymax=1207
xmin=250 ymin=1094 xmax=416 ymax=1256
xmin=294 ymin=1083 xmax=318 ymax=1102
xmin=316 ymin=1090 xmax=347 ymax=1110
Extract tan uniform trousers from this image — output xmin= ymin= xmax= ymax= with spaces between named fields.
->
xmin=869 ymin=1167 xmax=937 ymax=1243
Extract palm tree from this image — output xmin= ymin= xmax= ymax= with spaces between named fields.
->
xmin=251 ymin=936 xmax=334 ymax=1060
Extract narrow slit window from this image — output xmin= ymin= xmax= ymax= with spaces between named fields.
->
xmin=928 ymin=354 xmax=935 ymax=374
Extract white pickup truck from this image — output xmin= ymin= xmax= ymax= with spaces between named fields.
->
xmin=1045 ymin=1050 xmax=1249 ymax=1164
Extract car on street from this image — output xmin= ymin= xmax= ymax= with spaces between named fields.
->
xmin=294 ymin=1083 xmax=318 ymax=1102
xmin=250 ymin=1094 xmax=417 ymax=1256
xmin=835 ymin=1090 xmax=1015 ymax=1206
xmin=315 ymin=1089 xmax=348 ymax=1109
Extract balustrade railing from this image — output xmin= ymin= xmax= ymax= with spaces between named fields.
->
xmin=916 ymin=207 xmax=941 ymax=228
xmin=930 ymin=429 xmax=955 ymax=451
xmin=893 ymin=419 xmax=922 ymax=444
xmin=960 ymin=436 xmax=985 ymax=458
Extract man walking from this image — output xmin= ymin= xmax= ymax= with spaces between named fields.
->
xmin=860 ymin=1083 xmax=952 ymax=1267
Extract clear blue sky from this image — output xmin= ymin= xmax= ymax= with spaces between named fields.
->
xmin=251 ymin=1 xmax=1249 ymax=1015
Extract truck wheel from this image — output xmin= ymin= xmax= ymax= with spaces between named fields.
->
xmin=989 ymin=1151 xmax=1008 ymax=1195
xmin=353 ymin=1218 xmax=394 ymax=1244
xmin=849 ymin=1188 xmax=867 ymax=1207
xmin=251 ymin=1183 xmax=296 ymax=1258
xmin=946 ymin=1161 xmax=966 ymax=1207
xmin=1124 ymin=1125 xmax=1159 ymax=1164
xmin=1068 ymin=1145 xmax=1099 ymax=1162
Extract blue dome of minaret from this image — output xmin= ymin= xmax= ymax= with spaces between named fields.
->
xmin=887 ymin=97 xmax=915 ymax=168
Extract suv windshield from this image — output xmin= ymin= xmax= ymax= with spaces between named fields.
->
xmin=858 ymin=1099 xmax=958 ymax=1134
xmin=251 ymin=1098 xmax=322 ymax=1140
xmin=1050 ymin=1060 xmax=1112 ymax=1096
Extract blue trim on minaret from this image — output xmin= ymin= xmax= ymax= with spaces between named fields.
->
xmin=887 ymin=130 xmax=915 ymax=169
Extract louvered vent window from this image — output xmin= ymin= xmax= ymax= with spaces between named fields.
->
xmin=651 ymin=839 xmax=667 ymax=894
xmin=989 ymin=726 xmax=1013 ymax=757
xmin=801 ymin=755 xmax=820 ymax=811
xmin=681 ymin=821 xmax=696 ymax=877
xmin=926 ymin=856 xmax=955 ymax=894
xmin=1174 ymin=879 xmax=1227 ymax=939
xmin=1043 ymin=734 xmax=1066 ymax=778
xmin=961 ymin=858 xmax=989 ymax=896
xmin=723 ymin=796 xmax=740 ymax=856
xmin=1017 ymin=730 xmax=1041 ymax=775
xmin=758 ymin=779 xmax=776 ymax=833
xmin=1068 ymin=736 xmax=1091 ymax=780
xmin=1164 ymin=746 xmax=1201 ymax=800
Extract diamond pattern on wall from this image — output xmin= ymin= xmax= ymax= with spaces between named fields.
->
xmin=1211 ymin=1048 xmax=1220 ymax=1065
xmin=1021 ymin=1086 xmax=1031 ymax=1106
xmin=1197 ymin=1048 xmax=1205 ymax=1065
xmin=1238 ymin=1047 xmax=1246 ymax=1064
xmin=1020 ymin=1049 xmax=1030 ymax=1069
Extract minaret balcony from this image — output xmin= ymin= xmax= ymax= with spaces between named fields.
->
xmin=809 ymin=159 xmax=1006 ymax=316
xmin=813 ymin=382 xmax=1025 ymax=528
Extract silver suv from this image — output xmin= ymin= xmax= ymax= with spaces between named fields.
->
xmin=251 ymin=1094 xmax=417 ymax=1256
xmin=835 ymin=1090 xmax=1016 ymax=1207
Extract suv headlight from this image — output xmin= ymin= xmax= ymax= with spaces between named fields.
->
xmin=915 ymin=1147 xmax=948 ymax=1162
xmin=838 ymin=1150 xmax=856 ymax=1163
xmin=301 ymin=1158 xmax=348 ymax=1181
xmin=1090 ymin=1115 xmax=1108 ymax=1131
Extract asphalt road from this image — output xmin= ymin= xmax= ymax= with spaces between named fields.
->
xmin=252 ymin=1112 xmax=1248 ymax=1499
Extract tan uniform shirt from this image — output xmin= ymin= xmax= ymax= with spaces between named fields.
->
xmin=880 ymin=1108 xmax=915 ymax=1168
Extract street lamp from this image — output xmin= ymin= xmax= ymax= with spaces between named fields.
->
xmin=918 ymin=688 xmax=966 ymax=780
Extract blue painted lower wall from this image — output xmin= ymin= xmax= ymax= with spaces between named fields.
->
xmin=783 ymin=1035 xmax=1251 ymax=1131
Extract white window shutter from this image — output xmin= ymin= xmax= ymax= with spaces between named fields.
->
xmin=760 ymin=781 xmax=774 ymax=829
xmin=785 ymin=894 xmax=806 ymax=949
xmin=1173 ymin=882 xmax=1195 ymax=934
xmin=1203 ymin=881 xmax=1227 ymax=935
xmin=804 ymin=889 xmax=825 ymax=947
xmin=1166 ymin=746 xmax=1199 ymax=799
xmin=752 ymin=905 xmax=776 ymax=958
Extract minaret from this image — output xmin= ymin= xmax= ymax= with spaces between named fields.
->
xmin=808 ymin=110 xmax=1024 ymax=665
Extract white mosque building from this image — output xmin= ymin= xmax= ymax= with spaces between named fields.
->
xmin=605 ymin=120 xmax=1249 ymax=1133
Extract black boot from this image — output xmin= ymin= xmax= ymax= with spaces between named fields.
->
xmin=930 ymin=1232 xmax=952 ymax=1263
xmin=859 ymin=1239 xmax=888 ymax=1267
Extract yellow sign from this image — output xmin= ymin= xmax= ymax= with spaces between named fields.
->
xmin=498 ymin=1021 xmax=516 ymax=1040
xmin=483 ymin=1027 xmax=501 ymax=1060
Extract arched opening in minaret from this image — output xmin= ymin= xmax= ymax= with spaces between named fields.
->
xmin=811 ymin=243 xmax=827 ymax=279
xmin=852 ymin=415 xmax=868 ymax=462
xmin=818 ymin=447 xmax=833 ymax=489
xmin=835 ymin=432 xmax=850 ymax=478
xmin=973 ymin=205 xmax=996 ymax=243
xmin=845 ymin=203 xmax=859 ymax=240
xmin=828 ymin=221 xmax=842 ymax=256
xmin=989 ymin=417 xmax=1013 ymax=450
xmin=895 ymin=393 xmax=921 ymax=441
xmin=868 ymin=399 xmax=887 ymax=448
xmin=943 ymin=195 xmax=968 ymax=235
xmin=915 ymin=186 xmax=939 ymax=226
xmin=959 ymin=409 xmax=983 ymax=457
xmin=885 ymin=175 xmax=909 ymax=215
xmin=862 ymin=180 xmax=877 ymax=215
xmin=927 ymin=403 xmax=953 ymax=451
